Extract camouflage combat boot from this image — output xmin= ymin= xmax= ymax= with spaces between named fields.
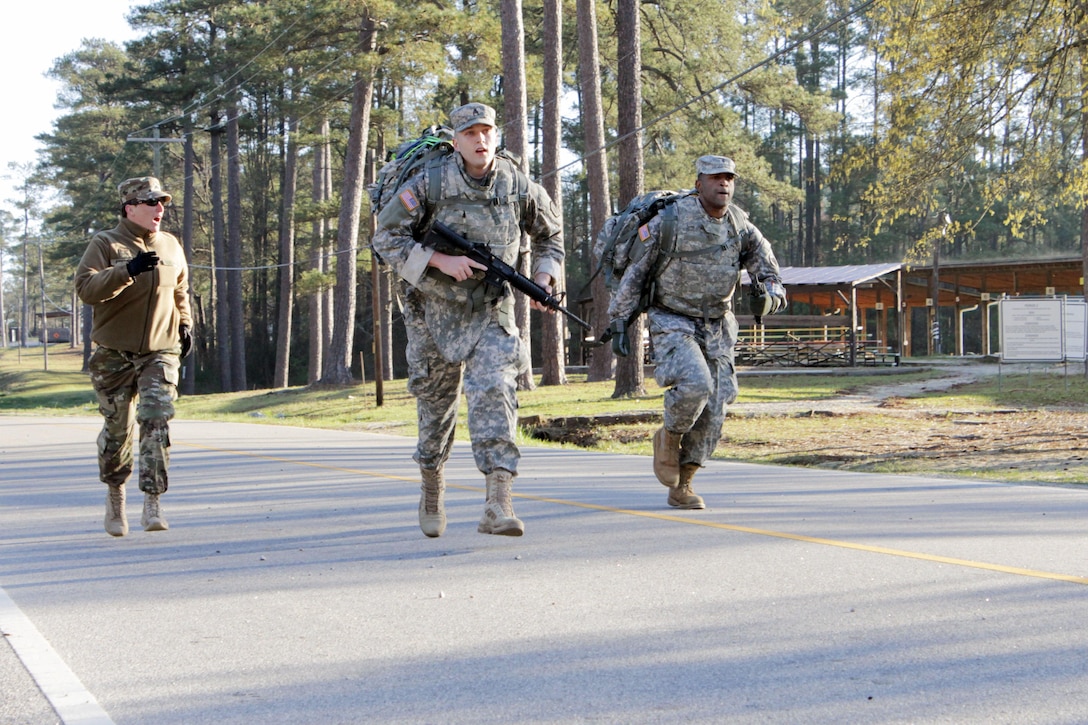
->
xmin=419 ymin=467 xmax=447 ymax=538
xmin=652 ymin=426 xmax=683 ymax=487
xmin=668 ymin=463 xmax=705 ymax=510
xmin=141 ymin=493 xmax=169 ymax=531
xmin=477 ymin=469 xmax=524 ymax=536
xmin=104 ymin=485 xmax=128 ymax=537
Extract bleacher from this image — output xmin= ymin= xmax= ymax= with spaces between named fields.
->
xmin=734 ymin=315 xmax=896 ymax=367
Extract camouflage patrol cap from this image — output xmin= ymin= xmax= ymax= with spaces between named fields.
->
xmin=695 ymin=155 xmax=737 ymax=177
xmin=118 ymin=176 xmax=172 ymax=205
xmin=450 ymin=102 xmax=496 ymax=132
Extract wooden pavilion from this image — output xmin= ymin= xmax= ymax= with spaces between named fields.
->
xmin=737 ymin=256 xmax=1085 ymax=365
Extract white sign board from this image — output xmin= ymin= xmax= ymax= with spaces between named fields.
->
xmin=998 ymin=298 xmax=1065 ymax=362
xmin=1064 ymin=297 xmax=1087 ymax=362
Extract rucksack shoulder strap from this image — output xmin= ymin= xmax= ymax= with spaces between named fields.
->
xmin=657 ymin=202 xmax=680 ymax=256
xmin=430 ymin=153 xmax=531 ymax=221
xmin=423 ymin=148 xmax=448 ymax=222
xmin=496 ymin=153 xmax=531 ymax=225
xmin=658 ymin=199 xmax=748 ymax=261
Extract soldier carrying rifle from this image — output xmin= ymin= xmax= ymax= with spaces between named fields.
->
xmin=372 ymin=102 xmax=566 ymax=538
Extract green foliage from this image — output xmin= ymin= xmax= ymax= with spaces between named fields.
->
xmin=7 ymin=0 xmax=1088 ymax=395
xmin=847 ymin=0 xmax=1088 ymax=257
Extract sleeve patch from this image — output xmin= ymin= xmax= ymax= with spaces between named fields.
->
xmin=398 ymin=189 xmax=420 ymax=213
xmin=638 ymin=224 xmax=651 ymax=242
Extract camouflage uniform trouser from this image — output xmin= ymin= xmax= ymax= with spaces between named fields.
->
xmin=650 ymin=313 xmax=739 ymax=467
xmin=403 ymin=297 xmax=523 ymax=476
xmin=89 ymin=346 xmax=180 ymax=494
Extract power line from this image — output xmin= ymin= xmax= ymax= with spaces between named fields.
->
xmin=131 ymin=10 xmax=312 ymax=136
xmin=107 ymin=0 xmax=880 ymax=244
xmin=188 ymin=245 xmax=355 ymax=272
xmin=546 ymin=0 xmax=882 ymax=180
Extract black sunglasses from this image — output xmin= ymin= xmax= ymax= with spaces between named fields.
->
xmin=131 ymin=198 xmax=165 ymax=207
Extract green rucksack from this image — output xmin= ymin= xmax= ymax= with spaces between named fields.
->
xmin=368 ymin=125 xmax=530 ymax=247
xmin=368 ymin=125 xmax=455 ymax=226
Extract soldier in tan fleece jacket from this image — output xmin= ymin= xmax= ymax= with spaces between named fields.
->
xmin=75 ymin=176 xmax=192 ymax=537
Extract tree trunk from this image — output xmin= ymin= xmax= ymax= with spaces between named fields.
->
xmin=308 ymin=118 xmax=330 ymax=384
xmin=538 ymin=0 xmax=567 ymax=386
xmin=322 ymin=17 xmax=378 ymax=385
xmin=1081 ymin=45 xmax=1088 ymax=378
xmin=613 ymin=0 xmax=646 ymax=398
xmin=274 ymin=112 xmax=298 ymax=388
xmin=803 ymin=133 xmax=817 ymax=266
xmin=0 ymin=233 xmax=6 ymax=350
xmin=577 ymin=0 xmax=614 ymax=383
xmin=500 ymin=0 xmax=537 ymax=392
xmin=210 ymin=111 xmax=231 ymax=392
xmin=226 ymin=100 xmax=247 ymax=391
xmin=321 ymin=122 xmax=335 ymax=373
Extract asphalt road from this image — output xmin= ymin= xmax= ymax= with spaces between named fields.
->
xmin=2 ymin=415 xmax=1087 ymax=724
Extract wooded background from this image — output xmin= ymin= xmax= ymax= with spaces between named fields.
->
xmin=2 ymin=0 xmax=1086 ymax=396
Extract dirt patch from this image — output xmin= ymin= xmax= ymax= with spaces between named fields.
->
xmin=525 ymin=411 xmax=659 ymax=447
xmin=525 ymin=363 xmax=1088 ymax=485
xmin=718 ymin=409 xmax=1088 ymax=480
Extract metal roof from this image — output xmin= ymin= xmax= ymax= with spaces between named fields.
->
xmin=742 ymin=263 xmax=902 ymax=287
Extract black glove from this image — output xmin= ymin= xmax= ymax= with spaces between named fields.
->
xmin=126 ymin=250 xmax=159 ymax=277
xmin=179 ymin=325 xmax=193 ymax=359
xmin=610 ymin=319 xmax=630 ymax=358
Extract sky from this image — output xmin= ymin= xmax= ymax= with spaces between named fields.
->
xmin=0 ymin=0 xmax=140 ymax=214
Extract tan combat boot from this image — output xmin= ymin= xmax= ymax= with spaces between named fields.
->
xmin=652 ymin=426 xmax=683 ymax=487
xmin=668 ymin=463 xmax=705 ymax=510
xmin=141 ymin=493 xmax=169 ymax=531
xmin=477 ymin=469 xmax=524 ymax=536
xmin=104 ymin=485 xmax=128 ymax=537
xmin=419 ymin=468 xmax=447 ymax=538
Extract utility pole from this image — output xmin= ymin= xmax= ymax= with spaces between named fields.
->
xmin=38 ymin=239 xmax=47 ymax=371
xmin=366 ymin=151 xmax=384 ymax=406
xmin=126 ymin=125 xmax=186 ymax=178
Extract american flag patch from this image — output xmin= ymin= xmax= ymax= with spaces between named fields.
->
xmin=638 ymin=223 xmax=651 ymax=241
xmin=399 ymin=189 xmax=420 ymax=213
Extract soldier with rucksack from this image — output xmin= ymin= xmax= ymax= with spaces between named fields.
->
xmin=607 ymin=155 xmax=786 ymax=509
xmin=372 ymin=102 xmax=565 ymax=539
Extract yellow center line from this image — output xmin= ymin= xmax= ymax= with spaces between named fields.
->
xmin=180 ymin=438 xmax=1088 ymax=587
xmin=515 ymin=493 xmax=1088 ymax=586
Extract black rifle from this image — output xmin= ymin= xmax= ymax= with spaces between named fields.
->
xmin=423 ymin=221 xmax=590 ymax=330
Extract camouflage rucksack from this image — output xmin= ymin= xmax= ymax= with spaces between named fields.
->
xmin=368 ymin=125 xmax=455 ymax=226
xmin=592 ymin=189 xmax=693 ymax=292
xmin=593 ymin=190 xmax=749 ymax=330
xmin=588 ymin=190 xmax=694 ymax=331
xmin=368 ymin=125 xmax=530 ymax=247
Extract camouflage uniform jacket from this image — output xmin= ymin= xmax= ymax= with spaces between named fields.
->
xmin=373 ymin=151 xmax=564 ymax=360
xmin=75 ymin=217 xmax=192 ymax=354
xmin=608 ymin=195 xmax=781 ymax=324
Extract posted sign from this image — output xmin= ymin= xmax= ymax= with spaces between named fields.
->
xmin=1065 ymin=297 xmax=1087 ymax=361
xmin=998 ymin=297 xmax=1086 ymax=362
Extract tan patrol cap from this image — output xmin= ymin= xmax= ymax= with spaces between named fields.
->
xmin=449 ymin=102 xmax=497 ymax=133
xmin=118 ymin=176 xmax=172 ymax=205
